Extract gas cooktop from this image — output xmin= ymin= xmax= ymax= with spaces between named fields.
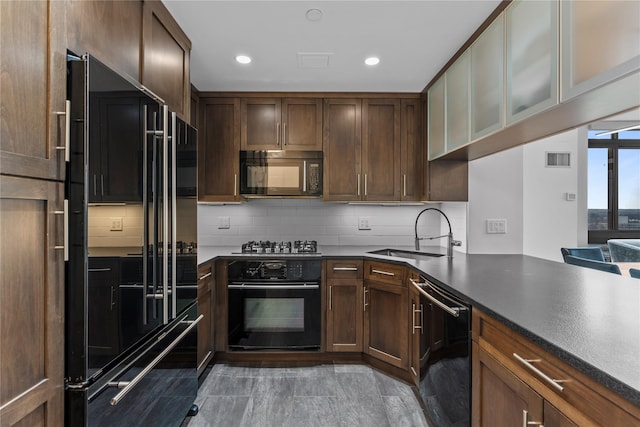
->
xmin=239 ymin=240 xmax=319 ymax=254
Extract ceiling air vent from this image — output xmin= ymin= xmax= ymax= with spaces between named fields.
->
xmin=546 ymin=152 xmax=571 ymax=168
xmin=297 ymin=53 xmax=332 ymax=69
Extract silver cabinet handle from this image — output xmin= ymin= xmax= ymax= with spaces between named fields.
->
xmin=199 ymin=272 xmax=212 ymax=281
xmin=363 ymin=287 xmax=369 ymax=311
xmin=403 ymin=174 xmax=407 ymax=197
xmin=332 ymin=267 xmax=358 ymax=272
xmin=100 ymin=174 xmax=105 ymax=197
xmin=412 ymin=303 xmax=422 ymax=334
xmin=283 ymin=123 xmax=287 ymax=146
xmin=54 ymin=100 xmax=71 ymax=162
xmin=513 ymin=353 xmax=565 ymax=393
xmin=88 ymin=268 xmax=112 ymax=272
xmin=357 ymin=174 xmax=361 ymax=196
xmin=409 ymin=278 xmax=460 ymax=318
xmin=234 ymin=173 xmax=237 ymax=196
xmin=364 ymin=174 xmax=368 ymax=196
xmin=53 ymin=199 xmax=68 ymax=261
xmin=371 ymin=269 xmax=394 ymax=277
xmin=93 ymin=174 xmax=97 ymax=197
xmin=522 ymin=410 xmax=543 ymax=426
xmin=228 ymin=283 xmax=319 ymax=290
xmin=276 ymin=122 xmax=280 ymax=146
xmin=329 ymin=285 xmax=333 ymax=311
xmin=110 ymin=286 xmax=116 ymax=310
xmin=109 ymin=314 xmax=203 ymax=406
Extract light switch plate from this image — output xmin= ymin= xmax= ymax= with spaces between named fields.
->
xmin=486 ymin=219 xmax=507 ymax=234
xmin=218 ymin=216 xmax=230 ymax=229
xmin=110 ymin=217 xmax=123 ymax=231
xmin=358 ymin=217 xmax=371 ymax=230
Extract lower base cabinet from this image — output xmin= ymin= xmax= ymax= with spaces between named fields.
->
xmin=325 ymin=259 xmax=364 ymax=352
xmin=472 ymin=309 xmax=640 ymax=426
xmin=197 ymin=261 xmax=214 ymax=375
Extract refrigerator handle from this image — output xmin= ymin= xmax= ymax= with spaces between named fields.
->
xmin=162 ymin=105 xmax=169 ymax=324
xmin=142 ymin=105 xmax=149 ymax=325
xmin=171 ymin=112 xmax=177 ymax=319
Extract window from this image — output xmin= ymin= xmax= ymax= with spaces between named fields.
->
xmin=588 ymin=130 xmax=640 ymax=243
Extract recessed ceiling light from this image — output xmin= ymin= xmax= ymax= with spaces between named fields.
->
xmin=365 ymin=57 xmax=380 ymax=66
xmin=306 ymin=8 xmax=323 ymax=22
xmin=235 ymin=55 xmax=252 ymax=64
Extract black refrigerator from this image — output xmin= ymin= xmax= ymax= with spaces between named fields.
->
xmin=65 ymin=53 xmax=200 ymax=426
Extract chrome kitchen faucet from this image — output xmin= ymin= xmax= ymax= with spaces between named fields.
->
xmin=414 ymin=208 xmax=462 ymax=258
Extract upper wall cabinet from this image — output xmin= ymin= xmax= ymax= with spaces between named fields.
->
xmin=241 ymin=98 xmax=323 ymax=151
xmin=400 ymin=99 xmax=423 ymax=201
xmin=561 ymin=0 xmax=640 ymax=101
xmin=446 ymin=51 xmax=470 ymax=152
xmin=505 ymin=0 xmax=558 ymax=125
xmin=427 ymin=77 xmax=445 ymax=160
xmin=471 ymin=13 xmax=504 ymax=141
xmin=0 ymin=0 xmax=67 ymax=181
xmin=142 ymin=0 xmax=192 ymax=119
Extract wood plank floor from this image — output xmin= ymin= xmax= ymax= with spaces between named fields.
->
xmin=182 ymin=363 xmax=428 ymax=427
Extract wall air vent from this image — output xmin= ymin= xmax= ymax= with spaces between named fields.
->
xmin=545 ymin=152 xmax=571 ymax=168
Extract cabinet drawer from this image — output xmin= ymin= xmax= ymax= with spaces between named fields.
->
xmin=325 ymin=259 xmax=363 ymax=279
xmin=364 ymin=261 xmax=405 ymax=286
xmin=473 ymin=309 xmax=640 ymax=426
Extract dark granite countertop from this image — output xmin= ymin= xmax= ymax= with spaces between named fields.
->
xmin=198 ymin=245 xmax=640 ymax=406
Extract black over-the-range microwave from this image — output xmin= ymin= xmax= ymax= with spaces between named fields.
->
xmin=240 ymin=150 xmax=323 ymax=197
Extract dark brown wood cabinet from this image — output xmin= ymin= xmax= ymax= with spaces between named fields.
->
xmin=472 ymin=309 xmax=640 ymax=426
xmin=325 ymin=259 xmax=364 ymax=352
xmin=87 ymin=258 xmax=121 ymax=362
xmin=408 ymin=270 xmax=422 ymax=386
xmin=401 ymin=99 xmax=423 ymax=201
xmin=0 ymin=175 xmax=64 ymax=426
xmin=197 ymin=261 xmax=215 ymax=375
xmin=0 ymin=0 xmax=67 ymax=182
xmin=323 ymin=98 xmax=362 ymax=201
xmin=142 ymin=0 xmax=191 ymax=119
xmin=241 ymin=97 xmax=323 ymax=151
xmin=198 ymin=97 xmax=242 ymax=202
xmin=363 ymin=261 xmax=408 ymax=369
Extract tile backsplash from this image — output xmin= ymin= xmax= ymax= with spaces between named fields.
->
xmin=198 ymin=199 xmax=456 ymax=248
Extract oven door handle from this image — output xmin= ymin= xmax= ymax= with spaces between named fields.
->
xmin=228 ymin=282 xmax=319 ymax=290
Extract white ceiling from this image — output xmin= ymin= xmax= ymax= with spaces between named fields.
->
xmin=162 ymin=0 xmax=502 ymax=93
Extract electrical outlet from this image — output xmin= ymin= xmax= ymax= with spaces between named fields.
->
xmin=486 ymin=219 xmax=507 ymax=234
xmin=110 ymin=217 xmax=123 ymax=231
xmin=218 ymin=216 xmax=230 ymax=229
xmin=358 ymin=217 xmax=371 ymax=230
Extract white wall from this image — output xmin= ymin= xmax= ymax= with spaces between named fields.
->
xmin=467 ymin=146 xmax=524 ymax=254
xmin=522 ymin=128 xmax=587 ymax=261
xmin=198 ymin=199 xmax=446 ymax=248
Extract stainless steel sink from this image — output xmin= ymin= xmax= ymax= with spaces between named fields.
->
xmin=367 ymin=248 xmax=444 ymax=261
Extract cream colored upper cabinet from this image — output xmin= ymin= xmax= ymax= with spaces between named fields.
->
xmin=561 ymin=0 xmax=640 ymax=101
xmin=471 ymin=14 xmax=504 ymax=141
xmin=446 ymin=51 xmax=470 ymax=152
xmin=427 ymin=76 xmax=445 ymax=160
xmin=506 ymin=0 xmax=558 ymax=125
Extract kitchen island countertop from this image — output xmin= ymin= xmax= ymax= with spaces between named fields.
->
xmin=198 ymin=245 xmax=640 ymax=406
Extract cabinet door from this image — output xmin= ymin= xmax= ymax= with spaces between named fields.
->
xmin=427 ymin=77 xmax=446 ymax=160
xmin=88 ymin=258 xmax=121 ymax=362
xmin=282 ymin=98 xmax=323 ymax=150
xmin=543 ymin=401 xmax=578 ymax=427
xmin=142 ymin=0 xmax=191 ymax=118
xmin=364 ymin=280 xmax=408 ymax=369
xmin=471 ymin=13 xmax=504 ymax=141
xmin=90 ymin=96 xmax=144 ymax=202
xmin=506 ymin=0 xmax=558 ymax=124
xmin=362 ymin=99 xmax=401 ymax=201
xmin=561 ymin=0 xmax=640 ymax=101
xmin=446 ymin=51 xmax=470 ymax=151
xmin=0 ymin=0 xmax=67 ymax=181
xmin=408 ymin=284 xmax=421 ymax=386
xmin=326 ymin=279 xmax=363 ymax=352
xmin=197 ymin=262 xmax=215 ymax=375
xmin=473 ymin=342 xmax=544 ymax=426
xmin=241 ymin=98 xmax=281 ymax=150
xmin=0 ymin=176 xmax=64 ymax=426
xmin=323 ymin=99 xmax=362 ymax=201
xmin=198 ymin=98 xmax=241 ymax=202
xmin=400 ymin=99 xmax=422 ymax=201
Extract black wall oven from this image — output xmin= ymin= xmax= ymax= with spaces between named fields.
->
xmin=228 ymin=259 xmax=321 ymax=350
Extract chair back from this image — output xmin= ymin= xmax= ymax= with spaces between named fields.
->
xmin=560 ymin=247 xmax=605 ymax=262
xmin=564 ymin=255 xmax=621 ymax=275
xmin=629 ymin=268 xmax=640 ymax=279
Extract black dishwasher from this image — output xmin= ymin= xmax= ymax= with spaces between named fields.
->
xmin=410 ymin=277 xmax=471 ymax=427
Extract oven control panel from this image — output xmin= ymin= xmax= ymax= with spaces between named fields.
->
xmin=228 ymin=259 xmax=321 ymax=282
